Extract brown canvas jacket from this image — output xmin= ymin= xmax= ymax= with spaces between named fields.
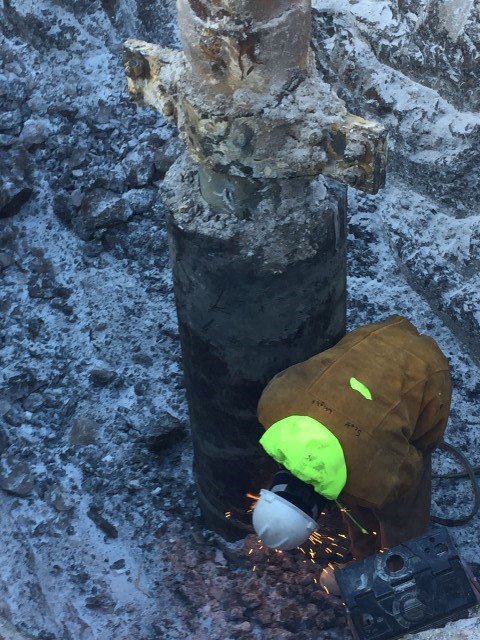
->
xmin=257 ymin=315 xmax=451 ymax=510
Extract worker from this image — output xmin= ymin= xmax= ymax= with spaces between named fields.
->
xmin=252 ymin=315 xmax=451 ymax=594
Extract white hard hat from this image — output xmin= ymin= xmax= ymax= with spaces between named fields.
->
xmin=252 ymin=488 xmax=318 ymax=550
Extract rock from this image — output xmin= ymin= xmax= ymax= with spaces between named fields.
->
xmin=0 ymin=251 xmax=14 ymax=269
xmin=254 ymin=606 xmax=273 ymax=625
xmin=68 ymin=144 xmax=88 ymax=169
xmin=93 ymin=102 xmax=114 ymax=125
xmin=276 ymin=604 xmax=302 ymax=631
xmin=89 ymin=368 xmax=117 ymax=387
xmin=123 ymin=188 xmax=157 ymax=214
xmin=4 ymin=369 xmax=41 ymax=402
xmin=110 ymin=558 xmax=126 ymax=570
xmin=315 ymin=608 xmax=337 ymax=630
xmin=26 ymin=317 xmax=44 ymax=339
xmin=227 ymin=607 xmax=246 ymax=622
xmin=214 ymin=549 xmax=227 ymax=566
xmin=0 ymin=424 xmax=9 ymax=454
xmin=19 ymin=117 xmax=51 ymax=148
xmin=87 ymin=505 xmax=118 ymax=539
xmin=70 ymin=416 xmax=100 ymax=445
xmin=52 ymin=285 xmax=72 ymax=299
xmin=84 ymin=593 xmax=116 ymax=612
xmin=232 ymin=621 xmax=251 ymax=634
xmin=22 ymin=392 xmax=44 ymax=413
xmin=70 ymin=189 xmax=84 ymax=207
xmin=123 ymin=144 xmax=156 ymax=187
xmin=73 ymin=189 xmax=132 ymax=240
xmin=27 ymin=274 xmax=55 ymax=299
xmin=53 ymin=190 xmax=74 ymax=225
xmin=0 ymin=146 xmax=34 ymax=218
xmin=0 ymin=455 xmax=35 ymax=497
xmin=132 ymin=352 xmax=154 ymax=367
xmin=144 ymin=416 xmax=186 ymax=453
xmin=27 ymin=93 xmax=48 ymax=115
xmin=0 ymin=177 xmax=33 ymax=218
xmin=263 ymin=629 xmax=294 ymax=640
xmin=154 ymin=137 xmax=182 ymax=177
xmin=0 ymin=223 xmax=18 ymax=246
xmin=133 ymin=380 xmax=149 ymax=396
xmin=240 ymin=589 xmax=262 ymax=610
xmin=0 ymin=399 xmax=12 ymax=416
xmin=3 ymin=404 xmax=26 ymax=427
xmin=0 ymin=133 xmax=16 ymax=147
xmin=0 ymin=109 xmax=22 ymax=132
xmin=0 ymin=617 xmax=41 ymax=640
xmin=9 ymin=147 xmax=33 ymax=183
xmin=84 ymin=578 xmax=116 ymax=611
xmin=183 ymin=551 xmax=198 ymax=569
xmin=50 ymin=298 xmax=73 ymax=315
xmin=29 ymin=246 xmax=44 ymax=257
xmin=44 ymin=485 xmax=75 ymax=512
xmin=29 ymin=256 xmax=53 ymax=274
xmin=47 ymin=102 xmax=78 ymax=120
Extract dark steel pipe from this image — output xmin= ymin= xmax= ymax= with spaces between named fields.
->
xmin=163 ymin=158 xmax=347 ymax=538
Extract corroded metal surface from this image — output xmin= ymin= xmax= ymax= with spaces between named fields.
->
xmin=177 ymin=0 xmax=312 ymax=97
xmin=123 ymin=41 xmax=182 ymax=121
xmin=124 ymin=38 xmax=387 ymax=194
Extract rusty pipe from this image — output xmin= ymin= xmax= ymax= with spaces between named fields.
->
xmin=177 ymin=0 xmax=312 ymax=96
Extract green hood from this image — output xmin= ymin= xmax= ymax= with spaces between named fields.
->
xmin=259 ymin=415 xmax=347 ymax=500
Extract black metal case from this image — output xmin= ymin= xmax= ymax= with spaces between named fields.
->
xmin=335 ymin=527 xmax=478 ymax=640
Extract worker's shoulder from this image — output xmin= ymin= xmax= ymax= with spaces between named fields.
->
xmin=347 ymin=314 xmax=417 ymax=342
xmin=263 ymin=315 xmax=447 ymax=395
xmin=349 ymin=315 xmax=448 ymax=365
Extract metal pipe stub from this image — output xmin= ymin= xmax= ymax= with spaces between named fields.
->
xmin=177 ymin=0 xmax=312 ymax=97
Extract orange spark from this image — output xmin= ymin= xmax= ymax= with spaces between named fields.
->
xmin=309 ymin=531 xmax=323 ymax=543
